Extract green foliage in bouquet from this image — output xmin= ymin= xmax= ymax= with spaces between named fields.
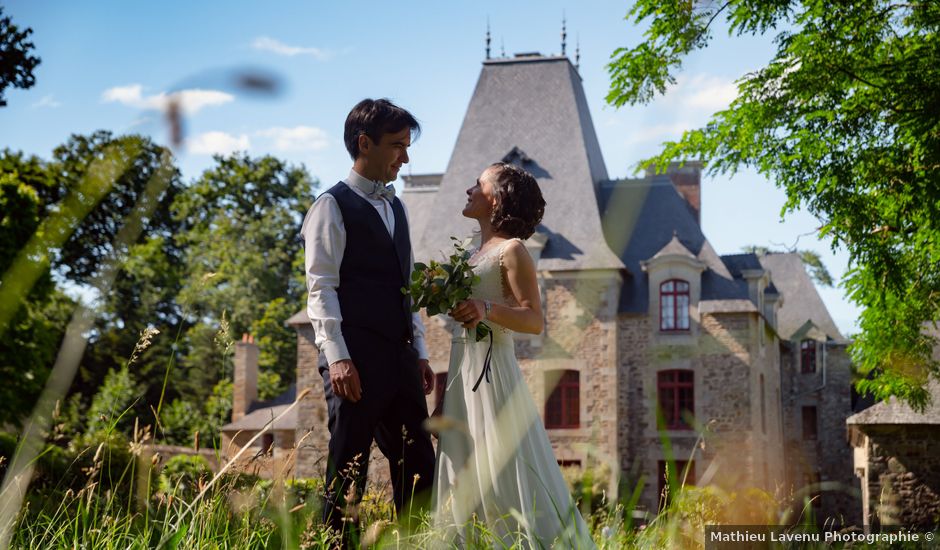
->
xmin=402 ymin=237 xmax=491 ymax=342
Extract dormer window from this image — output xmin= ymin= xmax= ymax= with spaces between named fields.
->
xmin=660 ymin=279 xmax=690 ymax=331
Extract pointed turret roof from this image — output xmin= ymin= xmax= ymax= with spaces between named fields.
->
xmin=411 ymin=55 xmax=623 ymax=271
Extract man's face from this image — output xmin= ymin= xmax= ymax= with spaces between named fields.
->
xmin=361 ymin=127 xmax=411 ymax=183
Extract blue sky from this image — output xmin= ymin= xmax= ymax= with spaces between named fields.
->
xmin=1 ymin=0 xmax=860 ymax=334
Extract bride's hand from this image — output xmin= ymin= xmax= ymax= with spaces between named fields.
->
xmin=451 ymin=299 xmax=486 ymax=329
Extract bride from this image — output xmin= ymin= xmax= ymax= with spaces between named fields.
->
xmin=432 ymin=162 xmax=596 ymax=548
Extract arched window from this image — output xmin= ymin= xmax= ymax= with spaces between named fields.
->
xmin=800 ymin=340 xmax=816 ymax=373
xmin=657 ymin=369 xmax=694 ymax=430
xmin=660 ymin=279 xmax=690 ymax=331
xmin=545 ymin=370 xmax=580 ymax=429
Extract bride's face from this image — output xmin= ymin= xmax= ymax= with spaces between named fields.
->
xmin=462 ymin=167 xmax=498 ymax=220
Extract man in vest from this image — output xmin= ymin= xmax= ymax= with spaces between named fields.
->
xmin=301 ymin=98 xmax=435 ymax=544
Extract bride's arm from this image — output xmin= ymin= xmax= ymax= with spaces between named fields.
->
xmin=452 ymin=239 xmax=544 ymax=334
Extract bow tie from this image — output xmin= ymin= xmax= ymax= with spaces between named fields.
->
xmin=361 ymin=180 xmax=395 ymax=201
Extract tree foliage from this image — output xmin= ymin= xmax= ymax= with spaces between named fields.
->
xmin=608 ymin=0 xmax=940 ymax=407
xmin=173 ymin=154 xmax=312 ymax=399
xmin=0 ymin=6 xmax=41 ymax=107
xmin=0 ymin=152 xmax=73 ymax=426
xmin=1 ymin=133 xmax=315 ymax=437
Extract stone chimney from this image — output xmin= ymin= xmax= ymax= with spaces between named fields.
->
xmin=648 ymin=161 xmax=702 ymax=224
xmin=232 ymin=333 xmax=258 ymax=422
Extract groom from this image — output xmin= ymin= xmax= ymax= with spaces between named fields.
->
xmin=301 ymin=98 xmax=436 ymax=541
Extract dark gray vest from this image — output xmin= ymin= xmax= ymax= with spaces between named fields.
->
xmin=325 ymin=182 xmax=413 ymax=344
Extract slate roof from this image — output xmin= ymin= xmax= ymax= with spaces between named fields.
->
xmin=221 ymin=404 xmax=297 ymax=433
xmin=286 ymin=310 xmax=309 ymax=327
xmin=220 ymin=384 xmax=297 ymax=432
xmin=758 ymin=253 xmax=846 ymax=342
xmin=597 ymin=176 xmax=743 ymax=313
xmin=401 ymin=173 xmax=443 ymax=189
xmin=847 ymin=380 xmax=940 ymax=425
xmin=721 ymin=253 xmax=765 ymax=277
xmin=409 ymin=55 xmax=623 ymax=271
xmin=401 ymin=184 xmax=441 ymax=252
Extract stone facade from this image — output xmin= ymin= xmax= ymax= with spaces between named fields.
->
xmin=780 ymin=339 xmax=860 ymax=526
xmin=294 ymin=325 xmax=328 ymax=479
xmin=851 ymin=425 xmax=940 ymax=528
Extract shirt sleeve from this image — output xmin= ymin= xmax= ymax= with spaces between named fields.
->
xmin=301 ymin=193 xmax=349 ymax=366
xmin=400 ymin=199 xmax=429 ymax=361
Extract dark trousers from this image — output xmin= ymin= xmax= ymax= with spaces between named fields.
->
xmin=319 ymin=326 xmax=436 ymax=542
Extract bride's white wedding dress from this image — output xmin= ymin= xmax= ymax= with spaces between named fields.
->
xmin=432 ymin=238 xmax=596 ymax=549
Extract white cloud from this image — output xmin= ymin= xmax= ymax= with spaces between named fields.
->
xmin=684 ymin=76 xmax=738 ymax=110
xmin=251 ymin=36 xmax=331 ymax=60
xmin=624 ymin=122 xmax=695 ymax=145
xmin=256 ymin=126 xmax=329 ymax=152
xmin=32 ymin=94 xmax=62 ymax=108
xmin=101 ymin=84 xmax=234 ymax=115
xmin=187 ymin=131 xmax=250 ymax=156
xmin=661 ymin=74 xmax=738 ymax=111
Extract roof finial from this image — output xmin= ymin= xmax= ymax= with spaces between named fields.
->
xmin=485 ymin=17 xmax=491 ymax=60
xmin=561 ymin=12 xmax=567 ymax=57
xmin=500 ymin=37 xmax=505 ymax=58
xmin=575 ymin=34 xmax=580 ymax=70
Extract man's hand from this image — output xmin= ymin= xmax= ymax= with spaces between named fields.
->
xmin=418 ymin=359 xmax=434 ymax=395
xmin=329 ymin=359 xmax=362 ymax=402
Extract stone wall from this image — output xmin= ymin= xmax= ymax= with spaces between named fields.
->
xmin=780 ymin=340 xmax=860 ymax=526
xmin=856 ymin=425 xmax=940 ymax=528
xmin=619 ymin=308 xmax=787 ymax=515
xmin=422 ymin=271 xmax=622 ymax=492
xmin=294 ymin=324 xmax=329 ymax=480
xmin=292 ymin=325 xmax=393 ymax=492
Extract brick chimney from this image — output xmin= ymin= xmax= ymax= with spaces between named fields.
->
xmin=648 ymin=161 xmax=702 ymax=224
xmin=232 ymin=333 xmax=258 ymax=422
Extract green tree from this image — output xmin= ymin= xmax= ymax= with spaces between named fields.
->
xmin=607 ymin=1 xmax=940 ymax=407
xmin=50 ymin=131 xmax=183 ymax=287
xmin=0 ymin=152 xmax=72 ymax=426
xmin=0 ymin=6 xmax=41 ymax=107
xmin=172 ymin=154 xmax=314 ymax=401
xmin=44 ymin=132 xmax=185 ymax=407
xmin=86 ymin=367 xmax=142 ymax=437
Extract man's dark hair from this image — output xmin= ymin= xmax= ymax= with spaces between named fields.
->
xmin=344 ymin=98 xmax=420 ymax=160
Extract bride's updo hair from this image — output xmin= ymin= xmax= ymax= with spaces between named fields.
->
xmin=488 ymin=162 xmax=546 ymax=240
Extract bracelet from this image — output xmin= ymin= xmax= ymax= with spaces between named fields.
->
xmin=483 ymin=300 xmax=492 ymax=319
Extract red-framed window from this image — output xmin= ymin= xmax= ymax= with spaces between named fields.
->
xmin=432 ymin=372 xmax=448 ymax=417
xmin=658 ymin=460 xmax=695 ymax=509
xmin=657 ymin=370 xmax=694 ymax=430
xmin=800 ymin=340 xmax=816 ymax=373
xmin=802 ymin=406 xmax=818 ymax=440
xmin=660 ymin=279 xmax=690 ymax=331
xmin=545 ymin=370 xmax=580 ymax=429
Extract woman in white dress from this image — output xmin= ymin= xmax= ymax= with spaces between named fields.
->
xmin=432 ymin=163 xmax=596 ymax=548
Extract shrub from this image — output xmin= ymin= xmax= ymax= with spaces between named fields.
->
xmin=158 ymin=453 xmax=212 ymax=499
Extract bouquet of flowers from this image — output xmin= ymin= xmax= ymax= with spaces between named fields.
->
xmin=402 ymin=237 xmax=491 ymax=342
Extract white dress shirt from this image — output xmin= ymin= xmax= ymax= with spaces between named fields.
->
xmin=301 ymin=169 xmax=428 ymax=366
